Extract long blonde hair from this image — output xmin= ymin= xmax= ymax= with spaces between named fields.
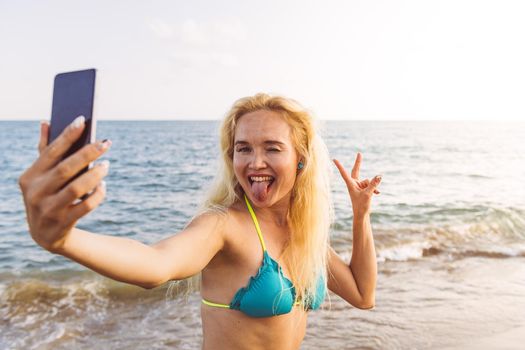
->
xmin=169 ymin=93 xmax=334 ymax=311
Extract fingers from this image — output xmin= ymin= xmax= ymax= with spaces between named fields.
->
xmin=333 ymin=159 xmax=357 ymax=190
xmin=34 ymin=115 xmax=86 ymax=173
xmin=43 ymin=139 xmax=112 ymax=194
xmin=38 ymin=120 xmax=50 ymax=155
xmin=52 ymin=159 xmax=111 ymax=207
xmin=334 ymin=158 xmax=381 ymax=195
xmin=67 ymin=180 xmax=107 ymax=221
xmin=351 ymin=153 xmax=361 ymax=179
xmin=358 ymin=179 xmax=369 ymax=189
xmin=358 ymin=179 xmax=380 ymax=194
xmin=366 ymin=175 xmax=382 ymax=195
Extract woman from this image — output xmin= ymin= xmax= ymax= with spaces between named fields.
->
xmin=18 ymin=93 xmax=381 ymax=349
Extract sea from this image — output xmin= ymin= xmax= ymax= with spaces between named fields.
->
xmin=1 ymin=120 xmax=524 ymax=349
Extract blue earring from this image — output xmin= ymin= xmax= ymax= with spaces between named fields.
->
xmin=297 ymin=162 xmax=304 ymax=170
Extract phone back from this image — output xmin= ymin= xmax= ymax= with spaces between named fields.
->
xmin=49 ymin=69 xmax=96 ymax=161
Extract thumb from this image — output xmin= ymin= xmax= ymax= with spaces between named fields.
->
xmin=366 ymin=175 xmax=382 ymax=194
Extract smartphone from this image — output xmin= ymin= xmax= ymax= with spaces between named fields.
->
xmin=48 ymin=68 xmax=97 ymax=197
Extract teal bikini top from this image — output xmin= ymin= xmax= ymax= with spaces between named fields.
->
xmin=201 ymin=194 xmax=326 ymax=318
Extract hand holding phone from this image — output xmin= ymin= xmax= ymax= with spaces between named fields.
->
xmin=17 ymin=69 xmax=111 ymax=253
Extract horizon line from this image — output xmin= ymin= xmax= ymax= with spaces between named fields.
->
xmin=1 ymin=118 xmax=524 ymax=122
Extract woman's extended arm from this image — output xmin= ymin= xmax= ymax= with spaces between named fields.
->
xmin=19 ymin=118 xmax=224 ymax=289
xmin=54 ymin=227 xmax=168 ymax=289
xmin=52 ymin=211 xmax=225 ymax=289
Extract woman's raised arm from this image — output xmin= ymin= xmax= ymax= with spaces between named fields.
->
xmin=54 ymin=211 xmax=225 ymax=289
xmin=18 ymin=118 xmax=225 ymax=289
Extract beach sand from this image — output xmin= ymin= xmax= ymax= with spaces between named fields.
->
xmin=443 ymin=325 xmax=525 ymax=350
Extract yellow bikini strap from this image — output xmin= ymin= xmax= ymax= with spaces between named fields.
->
xmin=244 ymin=194 xmax=267 ymax=252
xmin=202 ymin=299 xmax=230 ymax=308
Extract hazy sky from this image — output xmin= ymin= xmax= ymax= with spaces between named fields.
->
xmin=1 ymin=0 xmax=524 ymax=120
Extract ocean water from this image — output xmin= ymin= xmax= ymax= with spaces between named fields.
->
xmin=1 ymin=120 xmax=524 ymax=349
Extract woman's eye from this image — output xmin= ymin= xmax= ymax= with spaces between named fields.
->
xmin=235 ymin=147 xmax=279 ymax=152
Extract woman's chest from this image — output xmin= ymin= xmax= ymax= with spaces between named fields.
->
xmin=201 ymin=216 xmax=292 ymax=302
xmin=199 ymin=211 xmax=307 ymax=348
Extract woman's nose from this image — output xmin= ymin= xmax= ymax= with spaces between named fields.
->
xmin=249 ymin=151 xmax=267 ymax=169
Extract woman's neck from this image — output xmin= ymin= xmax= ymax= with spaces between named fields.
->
xmin=250 ymin=192 xmax=292 ymax=227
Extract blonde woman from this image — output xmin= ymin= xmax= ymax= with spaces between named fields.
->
xmin=18 ymin=93 xmax=381 ymax=350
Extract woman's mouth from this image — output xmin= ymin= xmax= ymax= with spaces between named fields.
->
xmin=248 ymin=176 xmax=275 ymax=201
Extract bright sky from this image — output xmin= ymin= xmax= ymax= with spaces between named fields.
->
xmin=1 ymin=0 xmax=524 ymax=120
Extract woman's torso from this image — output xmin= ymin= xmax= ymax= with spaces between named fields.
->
xmin=200 ymin=202 xmax=309 ymax=350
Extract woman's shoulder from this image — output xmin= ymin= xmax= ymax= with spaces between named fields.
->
xmin=195 ymin=201 xmax=244 ymax=219
xmin=193 ymin=202 xmax=248 ymax=258
xmin=192 ymin=201 xmax=247 ymax=236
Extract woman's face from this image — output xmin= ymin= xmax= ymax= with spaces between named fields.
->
xmin=233 ymin=110 xmax=300 ymax=207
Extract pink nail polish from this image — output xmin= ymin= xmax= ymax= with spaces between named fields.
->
xmin=71 ymin=116 xmax=85 ymax=129
xmin=97 ymin=139 xmax=112 ymax=151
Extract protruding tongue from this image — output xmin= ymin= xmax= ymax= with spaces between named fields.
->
xmin=251 ymin=181 xmax=271 ymax=202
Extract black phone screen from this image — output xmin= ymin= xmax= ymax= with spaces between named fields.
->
xmin=48 ymin=69 xmax=97 ymax=189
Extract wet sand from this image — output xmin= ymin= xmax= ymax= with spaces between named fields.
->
xmin=443 ymin=326 xmax=525 ymax=350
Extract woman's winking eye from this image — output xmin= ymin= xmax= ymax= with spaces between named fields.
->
xmin=235 ymin=146 xmax=281 ymax=153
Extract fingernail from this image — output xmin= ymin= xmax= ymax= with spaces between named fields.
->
xmin=71 ymin=115 xmax=85 ymax=129
xmin=101 ymin=180 xmax=106 ymax=190
xmin=40 ymin=120 xmax=49 ymax=126
xmin=376 ymin=175 xmax=382 ymax=182
xmin=98 ymin=160 xmax=110 ymax=169
xmin=97 ymin=139 xmax=112 ymax=151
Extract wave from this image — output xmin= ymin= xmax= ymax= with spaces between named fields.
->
xmin=0 ymin=270 xmax=200 ymax=350
xmin=376 ymin=242 xmax=525 ymax=263
xmin=0 ymin=270 xmax=182 ymax=312
xmin=451 ymin=249 xmax=525 ymax=259
xmin=376 ymin=241 xmax=433 ymax=262
xmin=366 ymin=205 xmax=525 ymax=263
xmin=328 ymin=203 xmax=524 ymax=264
